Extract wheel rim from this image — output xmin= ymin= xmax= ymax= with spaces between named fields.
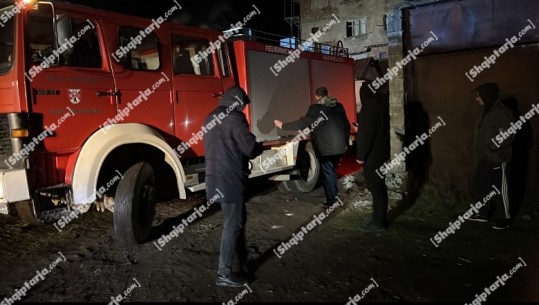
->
xmin=298 ymin=150 xmax=316 ymax=183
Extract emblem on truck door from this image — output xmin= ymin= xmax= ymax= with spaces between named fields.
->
xmin=68 ymin=89 xmax=82 ymax=104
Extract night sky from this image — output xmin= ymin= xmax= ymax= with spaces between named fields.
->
xmin=61 ymin=0 xmax=295 ymax=37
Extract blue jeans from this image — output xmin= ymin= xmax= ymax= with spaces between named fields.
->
xmin=319 ymin=155 xmax=341 ymax=203
xmin=218 ymin=203 xmax=247 ymax=277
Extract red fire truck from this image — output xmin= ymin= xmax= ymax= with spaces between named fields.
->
xmin=0 ymin=0 xmax=355 ymax=244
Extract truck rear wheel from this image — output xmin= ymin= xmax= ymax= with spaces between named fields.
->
xmin=293 ymin=142 xmax=320 ymax=193
xmin=114 ymin=162 xmax=157 ymax=246
xmin=15 ymin=200 xmax=43 ymax=225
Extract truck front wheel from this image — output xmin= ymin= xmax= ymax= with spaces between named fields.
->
xmin=114 ymin=162 xmax=157 ymax=245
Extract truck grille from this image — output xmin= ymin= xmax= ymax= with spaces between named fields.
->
xmin=0 ymin=115 xmax=13 ymax=168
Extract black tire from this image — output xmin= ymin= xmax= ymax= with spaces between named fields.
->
xmin=114 ymin=162 xmax=157 ymax=246
xmin=293 ymin=142 xmax=320 ymax=193
xmin=15 ymin=200 xmax=43 ymax=225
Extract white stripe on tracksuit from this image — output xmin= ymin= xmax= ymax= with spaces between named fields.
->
xmin=500 ymin=162 xmax=510 ymax=219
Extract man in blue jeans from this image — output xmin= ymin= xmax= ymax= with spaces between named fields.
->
xmin=275 ymin=87 xmax=350 ymax=206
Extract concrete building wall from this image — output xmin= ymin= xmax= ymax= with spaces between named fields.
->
xmin=298 ymin=0 xmax=405 ymax=60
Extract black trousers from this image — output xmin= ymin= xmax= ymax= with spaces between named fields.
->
xmin=319 ymin=155 xmax=342 ymax=202
xmin=364 ymin=160 xmax=388 ymax=227
xmin=475 ymin=161 xmax=510 ymax=221
xmin=218 ymin=202 xmax=247 ymax=277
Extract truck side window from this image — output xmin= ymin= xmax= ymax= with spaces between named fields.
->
xmin=0 ymin=5 xmax=14 ymax=74
xmin=67 ymin=19 xmax=102 ymax=68
xmin=217 ymin=45 xmax=231 ymax=77
xmin=171 ymin=35 xmax=214 ymax=76
xmin=27 ymin=11 xmax=101 ymax=68
xmin=117 ymin=27 xmax=160 ymax=71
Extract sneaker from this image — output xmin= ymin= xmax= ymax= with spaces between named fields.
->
xmin=215 ymin=274 xmax=248 ymax=288
xmin=492 ymin=220 xmax=511 ymax=230
xmin=468 ymin=214 xmax=488 ymax=222
xmin=321 ymin=198 xmax=337 ymax=208
xmin=522 ymin=213 xmax=533 ymax=222
xmin=360 ymin=222 xmax=386 ymax=232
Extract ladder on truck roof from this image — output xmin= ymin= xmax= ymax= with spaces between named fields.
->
xmin=224 ymin=28 xmax=349 ymax=58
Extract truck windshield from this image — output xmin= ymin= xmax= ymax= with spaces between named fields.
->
xmin=0 ymin=4 xmax=15 ymax=74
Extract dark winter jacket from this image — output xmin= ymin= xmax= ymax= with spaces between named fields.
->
xmin=282 ymin=96 xmax=350 ymax=157
xmin=204 ymin=87 xmax=263 ymax=204
xmin=356 ymin=85 xmax=390 ymax=167
xmin=475 ymin=83 xmax=515 ymax=163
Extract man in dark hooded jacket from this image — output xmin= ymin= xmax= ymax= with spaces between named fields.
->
xmin=274 ymin=87 xmax=350 ymax=207
xmin=469 ymin=83 xmax=515 ymax=229
xmin=356 ymin=84 xmax=390 ymax=231
xmin=204 ymin=86 xmax=263 ymax=287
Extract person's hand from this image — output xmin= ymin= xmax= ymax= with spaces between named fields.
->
xmin=274 ymin=120 xmax=283 ymax=129
xmin=356 ymin=160 xmax=364 ymax=165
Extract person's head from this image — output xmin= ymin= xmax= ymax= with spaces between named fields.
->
xmin=315 ymin=87 xmax=328 ymax=100
xmin=475 ymin=82 xmax=499 ymax=112
xmin=218 ymin=86 xmax=251 ymax=112
xmin=359 ymin=82 xmax=377 ymax=104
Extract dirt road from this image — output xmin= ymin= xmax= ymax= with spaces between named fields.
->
xmin=0 ymin=172 xmax=537 ymax=303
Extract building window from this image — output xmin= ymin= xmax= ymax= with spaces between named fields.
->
xmin=383 ymin=14 xmax=388 ymax=31
xmin=311 ymin=0 xmax=329 ymax=10
xmin=346 ymin=18 xmax=366 ymax=37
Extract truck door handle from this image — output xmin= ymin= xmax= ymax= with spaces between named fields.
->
xmin=212 ymin=92 xmax=223 ymax=98
xmin=97 ymin=90 xmax=121 ymax=97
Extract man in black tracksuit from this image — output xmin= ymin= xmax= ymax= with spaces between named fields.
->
xmin=356 ymin=84 xmax=390 ymax=231
xmin=274 ymin=87 xmax=350 ymax=206
xmin=204 ymin=86 xmax=263 ymax=287
xmin=469 ymin=82 xmax=515 ymax=229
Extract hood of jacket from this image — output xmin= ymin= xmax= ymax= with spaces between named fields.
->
xmin=217 ymin=86 xmax=250 ymax=112
xmin=316 ymin=96 xmax=337 ymax=107
xmin=359 ymin=83 xmax=377 ymax=107
xmin=476 ymin=82 xmax=500 ymax=115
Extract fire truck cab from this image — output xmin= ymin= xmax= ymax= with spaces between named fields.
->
xmin=0 ymin=0 xmax=355 ymax=245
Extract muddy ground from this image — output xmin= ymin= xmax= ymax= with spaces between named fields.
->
xmin=0 ymin=171 xmax=538 ymax=303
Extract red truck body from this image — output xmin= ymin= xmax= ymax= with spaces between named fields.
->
xmin=0 ymin=0 xmax=355 ymax=243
